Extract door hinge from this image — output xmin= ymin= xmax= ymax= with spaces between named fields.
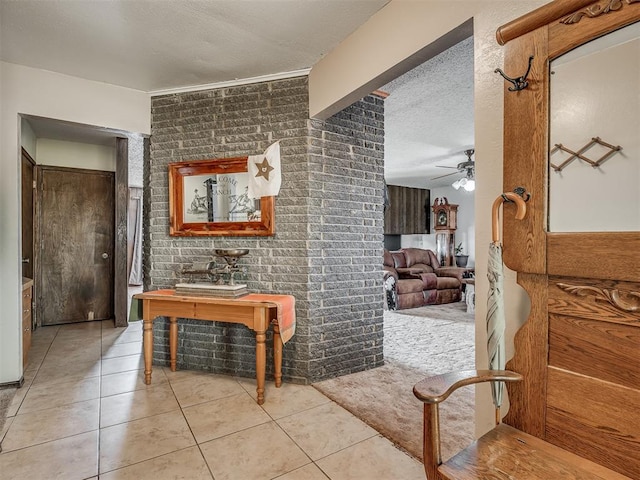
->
xmin=33 ymin=180 xmax=36 ymax=189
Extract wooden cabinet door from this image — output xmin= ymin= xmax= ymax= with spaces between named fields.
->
xmin=22 ymin=285 xmax=32 ymax=367
xmin=38 ymin=166 xmax=115 ymax=325
xmin=384 ymin=185 xmax=430 ymax=234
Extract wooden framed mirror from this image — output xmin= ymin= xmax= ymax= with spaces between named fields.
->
xmin=168 ymin=157 xmax=275 ymax=236
xmin=548 ymin=21 xmax=639 ymax=233
xmin=498 ymin=0 xmax=640 ymax=277
xmin=496 ymin=1 xmax=640 ymax=477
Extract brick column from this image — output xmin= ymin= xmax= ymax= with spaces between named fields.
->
xmin=145 ymin=78 xmax=385 ymax=383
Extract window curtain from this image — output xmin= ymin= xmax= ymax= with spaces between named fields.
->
xmin=128 ymin=187 xmax=143 ymax=285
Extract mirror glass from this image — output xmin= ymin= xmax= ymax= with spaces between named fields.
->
xmin=549 ymin=21 xmax=640 ymax=232
xmin=182 ymin=172 xmax=261 ymax=223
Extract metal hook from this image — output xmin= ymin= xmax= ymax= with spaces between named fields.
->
xmin=506 ymin=187 xmax=530 ymax=203
xmin=495 ymin=56 xmax=534 ymax=91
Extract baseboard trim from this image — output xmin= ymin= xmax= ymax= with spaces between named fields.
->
xmin=0 ymin=376 xmax=25 ymax=389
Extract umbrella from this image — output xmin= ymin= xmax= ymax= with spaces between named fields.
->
xmin=488 ymin=192 xmax=527 ymax=424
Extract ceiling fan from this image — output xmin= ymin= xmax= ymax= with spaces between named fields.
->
xmin=431 ymin=149 xmax=476 ymax=191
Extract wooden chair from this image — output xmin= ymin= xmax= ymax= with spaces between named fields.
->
xmin=413 ymin=1 xmax=640 ymax=479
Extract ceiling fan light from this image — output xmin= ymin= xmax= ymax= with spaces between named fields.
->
xmin=463 ymin=179 xmax=475 ymax=191
xmin=452 ymin=178 xmax=464 ymax=190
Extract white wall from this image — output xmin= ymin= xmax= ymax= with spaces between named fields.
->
xmin=309 ymin=0 xmax=548 ymax=436
xmin=549 ymin=30 xmax=640 ymax=232
xmin=36 ymin=138 xmax=116 ymax=172
xmin=0 ymin=62 xmax=150 ymax=384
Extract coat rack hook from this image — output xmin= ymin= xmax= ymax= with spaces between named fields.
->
xmin=511 ymin=186 xmax=530 ymax=202
xmin=495 ymin=56 xmax=534 ymax=91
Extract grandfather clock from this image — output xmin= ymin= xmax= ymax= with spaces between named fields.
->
xmin=432 ymin=197 xmax=458 ymax=266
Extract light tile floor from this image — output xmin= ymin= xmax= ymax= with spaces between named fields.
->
xmin=0 ymin=320 xmax=425 ymax=480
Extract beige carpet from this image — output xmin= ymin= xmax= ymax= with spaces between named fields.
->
xmin=313 ymin=302 xmax=475 ymax=462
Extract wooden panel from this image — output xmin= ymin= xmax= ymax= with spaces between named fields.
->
xmin=439 ymin=423 xmax=630 ymax=480
xmin=546 ymin=367 xmax=640 ymax=479
xmin=384 ymin=185 xmax=429 ymax=235
xmin=22 ymin=285 xmax=32 ymax=367
xmin=548 ymin=233 xmax=640 ymax=282
xmin=501 ymin=28 xmax=548 ymax=275
xmin=549 ymin=314 xmax=640 ymax=389
xmin=39 ymin=167 xmax=115 ymax=325
xmin=114 ymin=137 xmax=128 ymax=327
xmin=503 ymin=272 xmax=548 ymax=436
xmin=195 ymin=303 xmax=255 ymax=325
xmin=147 ymin=302 xmax=196 ymax=320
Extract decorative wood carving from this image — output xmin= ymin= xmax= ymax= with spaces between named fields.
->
xmin=561 ymin=0 xmax=640 ymax=24
xmin=557 ymin=283 xmax=640 ymax=312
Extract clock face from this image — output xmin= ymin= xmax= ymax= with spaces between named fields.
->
xmin=437 ymin=210 xmax=447 ymax=226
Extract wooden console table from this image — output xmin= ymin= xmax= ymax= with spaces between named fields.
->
xmin=133 ymin=289 xmax=295 ymax=405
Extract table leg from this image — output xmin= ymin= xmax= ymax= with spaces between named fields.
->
xmin=273 ymin=324 xmax=282 ymax=388
xmin=169 ymin=316 xmax=178 ymax=372
xmin=143 ymin=318 xmax=153 ymax=385
xmin=255 ymin=328 xmax=266 ymax=405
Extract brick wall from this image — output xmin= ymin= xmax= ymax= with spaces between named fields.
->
xmin=306 ymin=96 xmax=386 ymax=380
xmin=145 ymin=77 xmax=384 ymax=383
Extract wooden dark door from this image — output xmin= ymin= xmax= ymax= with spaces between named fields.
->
xmin=21 ymin=149 xmax=35 ymax=279
xmin=38 ymin=167 xmax=115 ymax=325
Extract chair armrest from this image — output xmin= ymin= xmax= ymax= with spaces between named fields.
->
xmin=434 ymin=267 xmax=467 ymax=282
xmin=414 ymin=369 xmax=522 ymax=404
xmin=396 ymin=267 xmax=427 ymax=278
xmin=413 ymin=370 xmax=522 ymax=480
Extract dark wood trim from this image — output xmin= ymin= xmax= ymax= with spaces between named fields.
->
xmin=21 ymin=148 xmax=36 ymax=323
xmin=496 ymin=0 xmax=596 ymax=45
xmin=21 ymin=147 xmax=35 ymax=166
xmin=114 ymin=138 xmax=129 ymax=327
xmin=34 ymin=166 xmax=42 ymax=328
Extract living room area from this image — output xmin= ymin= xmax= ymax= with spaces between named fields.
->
xmin=380 ymin=30 xmax=475 ymax=310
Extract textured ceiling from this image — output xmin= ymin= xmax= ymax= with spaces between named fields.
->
xmin=383 ymin=36 xmax=474 ymax=189
xmin=0 ymin=0 xmax=389 ymax=92
xmin=4 ymin=1 xmax=473 ymax=191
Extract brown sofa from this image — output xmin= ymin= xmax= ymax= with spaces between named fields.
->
xmin=384 ymin=248 xmax=463 ymax=310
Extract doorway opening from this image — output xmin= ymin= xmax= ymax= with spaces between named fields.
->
xmin=19 ymin=115 xmax=146 ymax=342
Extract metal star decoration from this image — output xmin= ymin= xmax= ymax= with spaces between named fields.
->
xmin=254 ymin=157 xmax=275 ymax=181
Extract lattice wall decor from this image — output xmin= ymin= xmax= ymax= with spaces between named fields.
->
xmin=550 ymin=137 xmax=622 ymax=172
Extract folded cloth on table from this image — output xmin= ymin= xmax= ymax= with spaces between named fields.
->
xmin=243 ymin=293 xmax=296 ymax=343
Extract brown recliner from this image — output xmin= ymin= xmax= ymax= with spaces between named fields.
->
xmin=384 ymin=248 xmax=463 ymax=310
